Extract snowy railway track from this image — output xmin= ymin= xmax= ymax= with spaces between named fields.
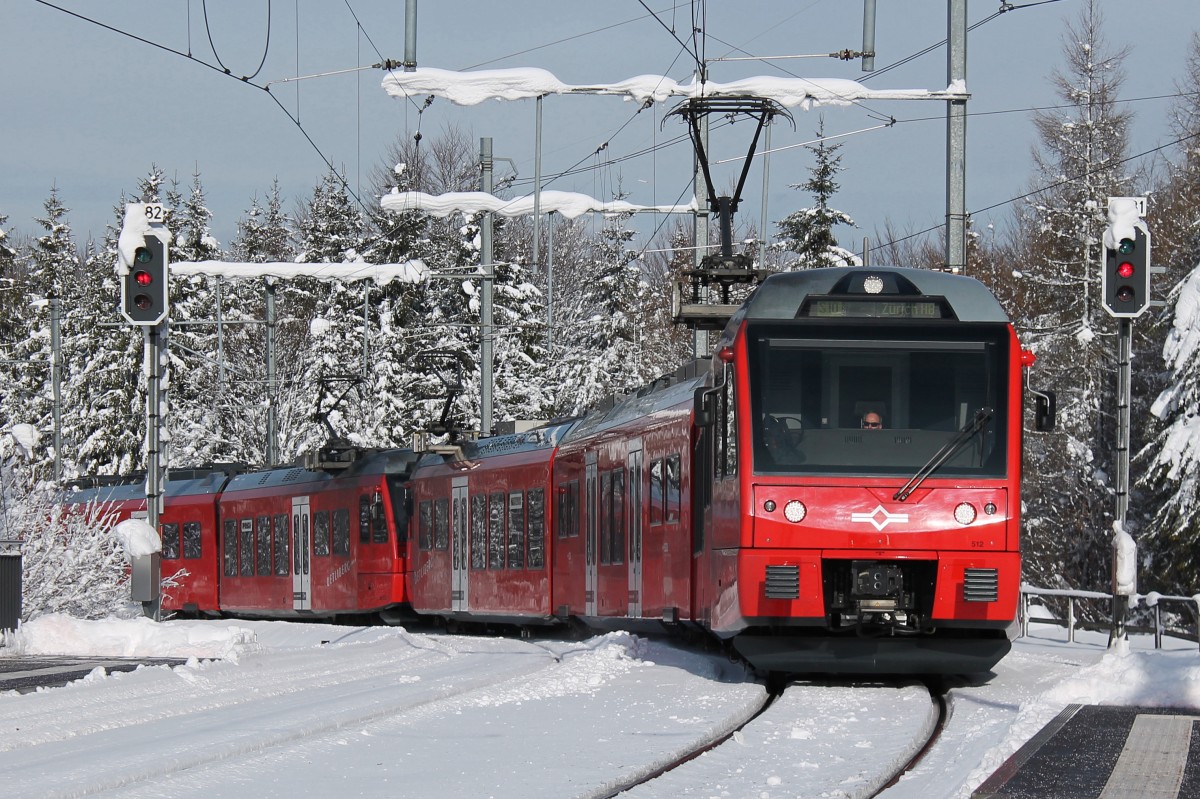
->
xmin=610 ymin=680 xmax=940 ymax=798
xmin=0 ymin=628 xmax=566 ymax=799
xmin=0 ymin=628 xmax=766 ymax=799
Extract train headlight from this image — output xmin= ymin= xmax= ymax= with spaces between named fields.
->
xmin=954 ymin=502 xmax=977 ymax=525
xmin=784 ymin=500 xmax=807 ymax=523
xmin=763 ymin=500 xmax=776 ymax=512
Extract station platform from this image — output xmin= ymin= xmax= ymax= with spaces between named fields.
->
xmin=974 ymin=704 xmax=1200 ymax=799
xmin=0 ymin=655 xmax=185 ymax=693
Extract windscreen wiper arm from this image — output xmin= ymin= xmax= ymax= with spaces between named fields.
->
xmin=893 ymin=408 xmax=993 ymax=502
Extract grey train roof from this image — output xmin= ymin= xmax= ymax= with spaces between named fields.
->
xmin=734 ymin=266 xmax=1011 ymax=324
xmin=223 ymin=448 xmax=420 ymax=493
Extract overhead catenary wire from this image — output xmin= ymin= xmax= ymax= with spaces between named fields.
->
xmin=872 ymin=127 xmax=1200 ymax=255
xmin=33 ymin=0 xmax=368 ymax=214
xmin=201 ymin=0 xmax=272 ymax=81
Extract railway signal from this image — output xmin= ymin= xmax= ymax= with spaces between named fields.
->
xmin=1101 ymin=214 xmax=1151 ymax=319
xmin=121 ymin=234 xmax=169 ymax=326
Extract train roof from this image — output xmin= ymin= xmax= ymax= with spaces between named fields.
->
xmin=734 ymin=266 xmax=1010 ymax=325
xmin=416 ymin=420 xmax=576 ymax=471
xmin=224 ymin=448 xmax=421 ymax=493
xmin=65 ymin=467 xmax=234 ymax=505
xmin=562 ymin=361 xmax=709 ymax=443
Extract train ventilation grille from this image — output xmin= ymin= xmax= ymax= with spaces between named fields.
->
xmin=764 ymin=565 xmax=800 ymax=600
xmin=963 ymin=568 xmax=999 ymax=602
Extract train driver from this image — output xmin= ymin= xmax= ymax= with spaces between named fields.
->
xmin=861 ymin=411 xmax=884 ymax=430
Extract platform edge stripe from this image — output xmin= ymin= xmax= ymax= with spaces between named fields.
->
xmin=970 ymin=704 xmax=1084 ymax=798
xmin=1096 ymin=714 xmax=1198 ymax=799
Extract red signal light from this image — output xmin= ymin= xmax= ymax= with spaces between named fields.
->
xmin=134 ymin=270 xmax=153 ymax=286
xmin=1117 ymin=262 xmax=1135 ymax=279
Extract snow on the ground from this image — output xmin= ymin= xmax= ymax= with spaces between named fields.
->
xmin=1 ymin=615 xmax=1198 ymax=799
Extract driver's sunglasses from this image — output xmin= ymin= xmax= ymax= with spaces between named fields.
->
xmin=861 ymin=420 xmax=882 ymax=428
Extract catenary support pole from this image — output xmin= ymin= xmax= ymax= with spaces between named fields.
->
xmin=693 ymin=113 xmax=710 ymax=358
xmin=265 ymin=280 xmax=278 ymax=466
xmin=861 ymin=0 xmax=877 ymax=72
xmin=480 ymin=137 xmax=495 ymax=436
xmin=50 ymin=296 xmax=62 ymax=483
xmin=403 ymin=0 xmax=417 ymax=71
xmin=533 ymin=95 xmax=542 ymax=275
xmin=547 ymin=210 xmax=555 ymax=354
xmin=946 ymin=0 xmax=967 ymax=273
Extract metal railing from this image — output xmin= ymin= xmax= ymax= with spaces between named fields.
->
xmin=1020 ymin=584 xmax=1200 ymax=651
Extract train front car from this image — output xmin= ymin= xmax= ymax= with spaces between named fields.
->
xmin=701 ymin=266 xmax=1024 ymax=675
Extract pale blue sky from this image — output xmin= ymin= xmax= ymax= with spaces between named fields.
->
xmin=2 ymin=1 xmax=1195 ymax=256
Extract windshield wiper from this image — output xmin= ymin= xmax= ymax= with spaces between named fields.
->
xmin=893 ymin=408 xmax=993 ymax=502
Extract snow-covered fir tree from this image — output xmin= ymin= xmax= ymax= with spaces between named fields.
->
xmin=1136 ymin=265 xmax=1200 ymax=595
xmin=285 ymin=169 xmax=369 ymax=457
xmin=553 ymin=207 xmax=646 ymax=415
xmin=68 ymin=197 xmax=147 ymax=476
xmin=1016 ymin=0 xmax=1136 ymax=596
xmin=1131 ymin=31 xmax=1200 ymax=597
xmin=229 ymin=181 xmax=295 ymax=464
xmin=167 ymin=168 xmax=237 ymax=465
xmin=5 ymin=186 xmax=80 ymax=479
xmin=0 ymin=210 xmax=18 ymax=344
xmin=775 ymin=118 xmax=858 ymax=269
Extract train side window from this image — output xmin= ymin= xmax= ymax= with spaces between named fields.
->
xmin=507 ymin=491 xmax=525 ymax=569
xmin=720 ymin=368 xmax=738 ymax=479
xmin=418 ymin=500 xmax=433 ymax=551
xmin=611 ymin=469 xmax=625 ymax=566
xmin=183 ymin=521 xmax=202 ymax=559
xmin=528 ymin=489 xmax=545 ymax=569
xmin=557 ymin=480 xmax=579 ymax=539
xmin=273 ymin=514 xmax=290 ymax=575
xmin=359 ymin=495 xmax=371 ymax=544
xmin=256 ymin=515 xmax=271 ymax=575
xmin=470 ymin=494 xmax=487 ymax=569
xmin=240 ymin=519 xmax=254 ymax=576
xmin=223 ymin=519 xmax=238 ymax=577
xmin=160 ymin=522 xmax=180 ymax=560
xmin=488 ymin=492 xmax=506 ymax=569
xmin=649 ymin=459 xmax=664 ymax=526
xmin=599 ymin=472 xmax=612 ymax=565
xmin=666 ymin=455 xmax=681 ymax=523
xmin=332 ymin=508 xmax=350 ymax=556
xmin=434 ymin=498 xmax=450 ymax=550
xmin=371 ymin=493 xmax=388 ymax=544
xmin=313 ymin=510 xmax=331 ymax=557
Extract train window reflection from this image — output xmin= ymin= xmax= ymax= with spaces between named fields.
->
xmin=748 ymin=324 xmax=1008 ymax=477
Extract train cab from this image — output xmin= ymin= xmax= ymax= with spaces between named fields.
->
xmin=697 ymin=266 xmax=1027 ymax=673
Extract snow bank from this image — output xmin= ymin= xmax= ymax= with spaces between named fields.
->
xmin=6 ymin=614 xmax=257 ymax=660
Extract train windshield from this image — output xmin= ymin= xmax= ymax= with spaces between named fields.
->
xmin=746 ymin=322 xmax=1009 ymax=477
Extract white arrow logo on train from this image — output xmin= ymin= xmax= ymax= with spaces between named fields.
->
xmin=851 ymin=505 xmax=910 ymax=531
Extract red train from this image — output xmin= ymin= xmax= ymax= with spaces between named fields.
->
xmin=68 ymin=266 xmax=1049 ymax=674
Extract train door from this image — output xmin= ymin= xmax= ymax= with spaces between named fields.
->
xmin=627 ymin=444 xmax=643 ymax=617
xmin=292 ymin=496 xmax=311 ymax=610
xmin=585 ymin=452 xmax=598 ymax=616
xmin=451 ymin=477 xmax=469 ymax=612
